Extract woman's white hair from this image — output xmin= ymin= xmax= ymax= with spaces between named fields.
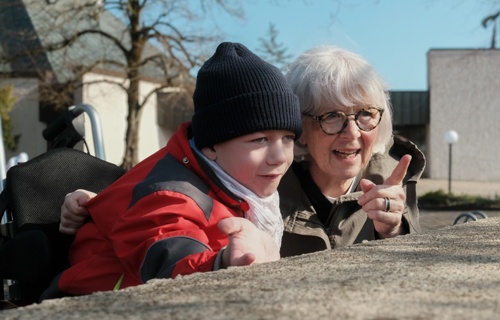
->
xmin=285 ymin=46 xmax=392 ymax=156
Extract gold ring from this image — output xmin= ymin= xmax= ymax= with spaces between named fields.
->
xmin=384 ymin=197 xmax=391 ymax=212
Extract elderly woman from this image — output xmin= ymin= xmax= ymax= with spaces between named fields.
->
xmin=278 ymin=46 xmax=425 ymax=257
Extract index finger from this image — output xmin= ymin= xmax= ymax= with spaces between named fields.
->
xmin=384 ymin=154 xmax=411 ymax=186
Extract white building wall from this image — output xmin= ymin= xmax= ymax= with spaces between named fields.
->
xmin=0 ymin=78 xmax=45 ymax=161
xmin=428 ymin=49 xmax=500 ymax=181
xmin=79 ymin=72 xmax=166 ymax=165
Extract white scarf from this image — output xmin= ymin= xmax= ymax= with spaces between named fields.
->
xmin=190 ymin=140 xmax=283 ymax=248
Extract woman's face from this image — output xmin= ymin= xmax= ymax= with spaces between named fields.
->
xmin=300 ymin=104 xmax=379 ymax=192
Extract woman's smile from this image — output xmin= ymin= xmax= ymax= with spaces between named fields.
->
xmin=332 ymin=149 xmax=360 ymax=159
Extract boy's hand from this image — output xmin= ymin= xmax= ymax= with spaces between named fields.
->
xmin=59 ymin=189 xmax=96 ymax=235
xmin=217 ymin=217 xmax=280 ymax=268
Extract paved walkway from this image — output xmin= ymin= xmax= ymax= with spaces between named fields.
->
xmin=420 ymin=209 xmax=500 ymax=231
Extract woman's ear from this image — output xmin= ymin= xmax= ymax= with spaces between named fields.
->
xmin=297 ymin=126 xmax=310 ymax=147
xmin=297 ymin=138 xmax=307 ymax=147
xmin=201 ymin=146 xmax=217 ymax=160
xmin=297 ymin=134 xmax=308 ymax=147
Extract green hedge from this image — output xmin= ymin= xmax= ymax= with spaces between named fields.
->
xmin=418 ymin=190 xmax=500 ymax=210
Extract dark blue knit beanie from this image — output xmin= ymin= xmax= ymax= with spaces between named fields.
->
xmin=191 ymin=42 xmax=302 ymax=148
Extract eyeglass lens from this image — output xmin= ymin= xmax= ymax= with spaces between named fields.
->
xmin=320 ymin=108 xmax=382 ymax=134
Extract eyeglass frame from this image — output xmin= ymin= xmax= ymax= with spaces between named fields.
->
xmin=302 ymin=108 xmax=384 ymax=135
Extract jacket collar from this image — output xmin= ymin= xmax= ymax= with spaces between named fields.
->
xmin=167 ymin=122 xmax=247 ymax=211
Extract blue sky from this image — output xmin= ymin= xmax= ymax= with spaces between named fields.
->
xmin=215 ymin=0 xmax=499 ymax=90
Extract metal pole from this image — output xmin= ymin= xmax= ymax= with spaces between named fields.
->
xmin=71 ymin=104 xmax=106 ymax=161
xmin=448 ymin=143 xmax=452 ymax=194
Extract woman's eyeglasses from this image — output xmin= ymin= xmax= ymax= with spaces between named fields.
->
xmin=302 ymin=108 xmax=384 ymax=135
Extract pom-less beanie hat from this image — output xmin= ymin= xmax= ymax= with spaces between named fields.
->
xmin=191 ymin=42 xmax=302 ymax=148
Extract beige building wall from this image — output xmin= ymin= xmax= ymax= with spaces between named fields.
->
xmin=0 ymin=78 xmax=45 ymax=162
xmin=428 ymin=49 xmax=500 ymax=181
xmin=79 ymin=72 xmax=167 ymax=165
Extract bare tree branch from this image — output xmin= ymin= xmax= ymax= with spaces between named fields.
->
xmin=46 ymin=29 xmax=129 ymax=58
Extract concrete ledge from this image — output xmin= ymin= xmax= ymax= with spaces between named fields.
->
xmin=4 ymin=217 xmax=500 ymax=319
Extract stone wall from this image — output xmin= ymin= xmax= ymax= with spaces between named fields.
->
xmin=4 ymin=217 xmax=500 ymax=319
xmin=428 ymin=49 xmax=500 ymax=181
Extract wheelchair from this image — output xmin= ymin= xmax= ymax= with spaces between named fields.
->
xmin=0 ymin=105 xmax=125 ymax=307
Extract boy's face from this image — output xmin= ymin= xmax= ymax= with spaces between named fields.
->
xmin=202 ymin=130 xmax=296 ymax=198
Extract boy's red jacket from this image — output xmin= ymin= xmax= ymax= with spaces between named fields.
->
xmin=58 ymin=122 xmax=247 ymax=295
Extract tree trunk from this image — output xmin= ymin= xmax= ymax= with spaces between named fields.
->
xmin=121 ymin=1 xmax=143 ymax=171
xmin=121 ymin=77 xmax=141 ymax=171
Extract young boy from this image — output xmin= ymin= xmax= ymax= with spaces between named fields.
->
xmin=43 ymin=42 xmax=302 ymax=298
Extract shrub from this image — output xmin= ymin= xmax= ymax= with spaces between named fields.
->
xmin=418 ymin=189 xmax=500 ymax=210
xmin=0 ymin=85 xmax=20 ymax=151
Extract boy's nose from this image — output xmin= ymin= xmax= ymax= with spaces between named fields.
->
xmin=268 ymin=143 xmax=288 ymax=165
